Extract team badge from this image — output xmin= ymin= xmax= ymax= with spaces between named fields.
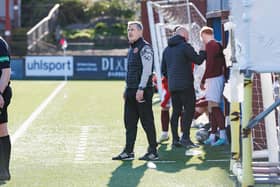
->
xmin=133 ymin=47 xmax=139 ymax=53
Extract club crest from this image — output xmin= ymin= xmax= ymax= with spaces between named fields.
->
xmin=133 ymin=47 xmax=139 ymax=53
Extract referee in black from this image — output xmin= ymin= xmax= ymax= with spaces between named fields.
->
xmin=112 ymin=21 xmax=158 ymax=161
xmin=0 ymin=36 xmax=12 ymax=181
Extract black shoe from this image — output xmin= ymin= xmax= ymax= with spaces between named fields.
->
xmin=0 ymin=168 xmax=10 ymax=181
xmin=139 ymin=152 xmax=159 ymax=161
xmin=179 ymin=139 xmax=199 ymax=148
xmin=112 ymin=151 xmax=134 ymax=161
xmin=172 ymin=140 xmax=182 ymax=147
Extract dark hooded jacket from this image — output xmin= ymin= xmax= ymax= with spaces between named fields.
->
xmin=161 ymin=35 xmax=206 ymax=92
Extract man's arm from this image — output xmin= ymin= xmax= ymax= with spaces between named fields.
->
xmin=138 ymin=45 xmax=153 ymax=89
xmin=184 ymin=43 xmax=206 ymax=65
xmin=0 ymin=69 xmax=10 ymax=93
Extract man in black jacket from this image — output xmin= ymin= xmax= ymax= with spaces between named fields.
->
xmin=112 ymin=21 xmax=158 ymax=161
xmin=161 ymin=26 xmax=206 ymax=148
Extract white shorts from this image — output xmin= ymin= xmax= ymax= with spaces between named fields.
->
xmin=205 ymin=75 xmax=224 ymax=103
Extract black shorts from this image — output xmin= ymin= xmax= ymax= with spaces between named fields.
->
xmin=0 ymin=86 xmax=12 ymax=124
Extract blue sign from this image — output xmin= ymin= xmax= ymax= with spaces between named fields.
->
xmin=74 ymin=56 xmax=127 ymax=80
xmin=11 ymin=58 xmax=24 ymax=80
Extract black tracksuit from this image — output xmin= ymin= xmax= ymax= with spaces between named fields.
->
xmin=161 ymin=35 xmax=206 ymax=142
xmin=124 ymin=37 xmax=157 ymax=154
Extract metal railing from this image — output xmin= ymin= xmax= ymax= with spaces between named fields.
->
xmin=26 ymin=4 xmax=60 ymax=51
xmin=245 ymin=99 xmax=280 ymax=131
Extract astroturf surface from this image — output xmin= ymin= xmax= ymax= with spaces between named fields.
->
xmin=1 ymin=81 xmax=235 ymax=187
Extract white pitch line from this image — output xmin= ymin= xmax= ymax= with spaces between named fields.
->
xmin=206 ymin=159 xmax=230 ymax=162
xmin=11 ymin=81 xmax=67 ymax=145
xmin=74 ymin=126 xmax=90 ymax=163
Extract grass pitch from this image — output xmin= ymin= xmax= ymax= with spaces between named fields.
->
xmin=2 ymin=81 xmax=235 ymax=187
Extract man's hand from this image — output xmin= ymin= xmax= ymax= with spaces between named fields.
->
xmin=200 ymin=82 xmax=206 ymax=90
xmin=136 ymin=89 xmax=144 ymax=103
xmin=0 ymin=95 xmax=4 ymax=108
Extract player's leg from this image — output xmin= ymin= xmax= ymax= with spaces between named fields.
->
xmin=204 ymin=101 xmax=219 ymax=145
xmin=138 ymin=88 xmax=158 ymax=160
xmin=207 ymin=76 xmax=227 ymax=146
xmin=112 ymin=89 xmax=138 ymax=160
xmin=194 ymin=97 xmax=208 ymax=120
xmin=0 ymin=86 xmax=12 ymax=181
xmin=170 ymin=91 xmax=183 ymax=146
xmin=158 ymin=106 xmax=170 ymax=143
xmin=158 ymin=89 xmax=171 ymax=143
xmin=0 ymin=124 xmax=10 ymax=181
xmin=180 ymin=87 xmax=199 ymax=148
xmin=211 ymin=102 xmax=227 ymax=146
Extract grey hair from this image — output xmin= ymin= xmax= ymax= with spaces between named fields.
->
xmin=128 ymin=21 xmax=143 ymax=30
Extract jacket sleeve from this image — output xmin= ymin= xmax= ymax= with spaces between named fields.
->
xmin=139 ymin=45 xmax=154 ymax=88
xmin=184 ymin=43 xmax=206 ymax=65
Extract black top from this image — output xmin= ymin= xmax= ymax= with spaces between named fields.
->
xmin=0 ymin=37 xmax=10 ymax=77
xmin=161 ymin=35 xmax=206 ymax=92
xmin=126 ymin=37 xmax=154 ymax=89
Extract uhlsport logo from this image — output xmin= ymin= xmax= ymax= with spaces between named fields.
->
xmin=25 ymin=56 xmax=74 ymax=76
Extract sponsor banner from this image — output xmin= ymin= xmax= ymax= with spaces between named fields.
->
xmin=25 ymin=56 xmax=74 ymax=76
xmin=11 ymin=58 xmax=24 ymax=80
xmin=74 ymin=56 xmax=127 ymax=79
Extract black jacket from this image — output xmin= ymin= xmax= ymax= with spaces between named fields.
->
xmin=126 ymin=37 xmax=153 ymax=89
xmin=161 ymin=35 xmax=206 ymax=92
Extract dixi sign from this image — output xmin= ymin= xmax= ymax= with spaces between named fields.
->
xmin=74 ymin=56 xmax=127 ymax=79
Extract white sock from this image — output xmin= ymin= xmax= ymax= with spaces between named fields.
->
xmin=162 ymin=131 xmax=168 ymax=137
xmin=220 ymin=129 xmax=227 ymax=140
xmin=191 ymin=119 xmax=196 ymax=126
xmin=225 ymin=116 xmax=230 ymax=127
xmin=180 ymin=132 xmax=183 ymax=139
xmin=209 ymin=133 xmax=216 ymax=141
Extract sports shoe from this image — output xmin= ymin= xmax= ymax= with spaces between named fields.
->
xmin=139 ymin=152 xmax=159 ymax=161
xmin=179 ymin=139 xmax=199 ymax=148
xmin=158 ymin=134 xmax=169 ymax=143
xmin=172 ymin=140 xmax=182 ymax=147
xmin=203 ymin=137 xmax=214 ymax=145
xmin=212 ymin=138 xmax=228 ymax=146
xmin=0 ymin=168 xmax=10 ymax=181
xmin=112 ymin=151 xmax=135 ymax=160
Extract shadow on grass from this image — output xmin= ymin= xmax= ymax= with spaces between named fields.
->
xmin=0 ymin=181 xmax=6 ymax=186
xmin=199 ymin=143 xmax=231 ymax=169
xmin=108 ymin=161 xmax=147 ymax=187
xmin=156 ymin=142 xmax=231 ymax=173
xmin=155 ymin=143 xmax=193 ymax=173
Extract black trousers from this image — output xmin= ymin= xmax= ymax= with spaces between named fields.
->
xmin=170 ymin=87 xmax=195 ymax=141
xmin=124 ymin=88 xmax=157 ymax=153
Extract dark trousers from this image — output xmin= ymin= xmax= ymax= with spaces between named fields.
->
xmin=170 ymin=87 xmax=195 ymax=141
xmin=124 ymin=88 xmax=157 ymax=153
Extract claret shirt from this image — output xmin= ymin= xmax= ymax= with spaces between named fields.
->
xmin=201 ymin=40 xmax=226 ymax=83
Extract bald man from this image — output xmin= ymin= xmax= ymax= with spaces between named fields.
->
xmin=161 ymin=26 xmax=206 ymax=149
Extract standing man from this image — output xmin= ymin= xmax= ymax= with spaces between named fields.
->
xmin=0 ymin=36 xmax=12 ymax=181
xmin=112 ymin=21 xmax=158 ymax=161
xmin=199 ymin=26 xmax=228 ymax=146
xmin=161 ymin=26 xmax=206 ymax=148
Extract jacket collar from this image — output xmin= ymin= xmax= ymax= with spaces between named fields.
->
xmin=130 ymin=37 xmax=144 ymax=48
